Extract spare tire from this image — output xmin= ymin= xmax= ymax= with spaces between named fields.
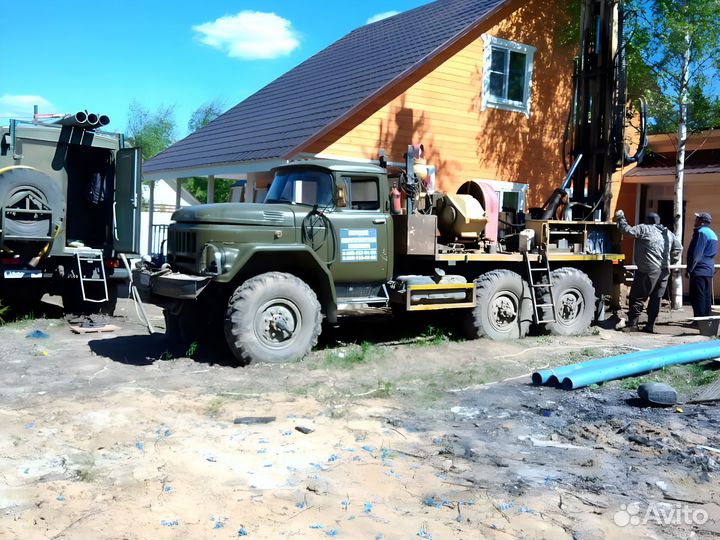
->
xmin=0 ymin=166 xmax=65 ymax=244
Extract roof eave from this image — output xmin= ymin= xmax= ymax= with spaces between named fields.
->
xmin=142 ymin=157 xmax=287 ymax=181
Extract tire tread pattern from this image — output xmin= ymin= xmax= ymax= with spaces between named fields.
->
xmin=465 ymin=269 xmax=532 ymax=341
xmin=224 ymin=272 xmax=322 ymax=364
xmin=541 ymin=267 xmax=595 ymax=336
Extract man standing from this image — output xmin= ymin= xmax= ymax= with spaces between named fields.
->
xmin=686 ymin=212 xmax=718 ymax=318
xmin=614 ymin=210 xmax=682 ymax=332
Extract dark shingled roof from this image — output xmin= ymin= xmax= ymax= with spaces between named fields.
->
xmin=144 ymin=0 xmax=510 ymax=174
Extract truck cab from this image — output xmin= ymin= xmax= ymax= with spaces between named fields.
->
xmin=268 ymin=163 xmax=393 ymax=294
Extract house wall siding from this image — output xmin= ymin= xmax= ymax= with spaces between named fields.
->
xmin=683 ymin=178 xmax=720 ymax=295
xmin=312 ymin=0 xmax=574 ymax=207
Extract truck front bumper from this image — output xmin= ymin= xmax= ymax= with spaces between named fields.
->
xmin=133 ymin=269 xmax=211 ymax=300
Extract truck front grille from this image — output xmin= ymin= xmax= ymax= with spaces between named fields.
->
xmin=168 ymin=230 xmax=197 ymax=257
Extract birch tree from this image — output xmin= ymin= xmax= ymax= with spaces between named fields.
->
xmin=628 ymin=0 xmax=720 ymax=240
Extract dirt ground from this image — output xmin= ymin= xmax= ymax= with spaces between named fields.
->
xmin=1 ymin=296 xmax=719 ymax=540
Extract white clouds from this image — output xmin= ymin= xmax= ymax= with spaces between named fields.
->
xmin=366 ymin=11 xmax=399 ymax=24
xmin=0 ymin=94 xmax=54 ymax=119
xmin=193 ymin=11 xmax=299 ymax=60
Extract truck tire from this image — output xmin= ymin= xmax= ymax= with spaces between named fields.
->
xmin=0 ymin=282 xmax=46 ymax=315
xmin=0 ymin=167 xmax=65 ymax=244
xmin=464 ymin=269 xmax=532 ymax=340
xmin=224 ymin=272 xmax=322 ymax=364
xmin=164 ymin=303 xmax=197 ymax=348
xmin=541 ymin=267 xmax=595 ymax=336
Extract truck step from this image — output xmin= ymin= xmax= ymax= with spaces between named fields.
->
xmin=337 ymin=296 xmax=388 ymax=305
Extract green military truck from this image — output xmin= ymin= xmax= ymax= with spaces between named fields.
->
xmin=140 ymin=155 xmax=624 ymax=365
xmin=0 ymin=111 xmax=142 ymax=314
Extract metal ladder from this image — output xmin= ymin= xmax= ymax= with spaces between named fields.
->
xmin=75 ymin=250 xmax=108 ymax=303
xmin=524 ymin=251 xmax=557 ymax=324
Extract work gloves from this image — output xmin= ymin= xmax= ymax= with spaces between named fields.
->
xmin=614 ymin=209 xmax=625 ymax=222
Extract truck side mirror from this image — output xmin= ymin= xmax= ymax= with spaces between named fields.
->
xmin=336 ymin=186 xmax=347 ymax=208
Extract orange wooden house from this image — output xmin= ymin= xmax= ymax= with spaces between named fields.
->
xmin=144 ymin=0 xmax=591 ymax=217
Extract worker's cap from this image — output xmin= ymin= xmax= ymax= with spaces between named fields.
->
xmin=645 ymin=212 xmax=660 ymax=225
xmin=695 ymin=212 xmax=712 ymax=224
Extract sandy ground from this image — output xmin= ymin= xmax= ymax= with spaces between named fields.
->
xmin=1 ymin=297 xmax=719 ymax=539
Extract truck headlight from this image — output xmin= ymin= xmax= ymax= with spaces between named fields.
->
xmin=200 ymin=243 xmax=225 ymax=275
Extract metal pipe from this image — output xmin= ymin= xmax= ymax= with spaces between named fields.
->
xmin=559 ymin=340 xmax=720 ymax=390
xmin=86 ymin=112 xmax=99 ymax=125
xmin=97 ymin=114 xmax=110 ymax=127
xmin=119 ymin=253 xmax=155 ymax=335
xmin=55 ymin=111 xmax=88 ymax=127
xmin=561 ymin=153 xmax=583 ymax=191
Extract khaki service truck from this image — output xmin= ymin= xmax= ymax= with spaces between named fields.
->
xmin=0 ymin=111 xmax=142 ymax=314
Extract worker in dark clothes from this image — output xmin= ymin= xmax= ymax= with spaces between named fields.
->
xmin=614 ymin=210 xmax=682 ymax=332
xmin=686 ymin=212 xmax=718 ymax=318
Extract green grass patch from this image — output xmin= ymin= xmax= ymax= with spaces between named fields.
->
xmin=73 ymin=453 xmax=97 ymax=482
xmin=206 ymin=396 xmax=225 ymax=418
xmin=377 ymin=380 xmax=395 ymax=397
xmin=323 ymin=341 xmax=379 ymax=368
xmin=615 ymin=361 xmax=720 ymax=393
xmin=564 ymin=348 xmax=598 ymax=363
xmin=186 ymin=341 xmax=198 ymax=358
xmin=416 ymin=325 xmax=450 ymax=346
xmin=290 ymin=380 xmax=327 ymax=397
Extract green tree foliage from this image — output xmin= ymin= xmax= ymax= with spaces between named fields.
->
xmin=650 ymin=82 xmax=720 ymax=133
xmin=126 ymin=101 xmax=177 ymax=160
xmin=183 ymin=177 xmax=236 ymax=204
xmin=556 ymin=0 xmax=582 ymax=47
xmin=187 ymin=99 xmax=226 ymax=134
xmin=626 ymin=0 xmax=720 ymax=134
xmin=183 ymin=100 xmax=235 ymax=203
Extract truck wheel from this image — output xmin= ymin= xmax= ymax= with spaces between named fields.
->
xmin=224 ymin=272 xmax=322 ymax=364
xmin=464 ymin=269 xmax=532 ymax=340
xmin=542 ymin=268 xmax=595 ymax=336
xmin=1 ymin=283 xmax=46 ymax=316
xmin=164 ymin=304 xmax=197 ymax=347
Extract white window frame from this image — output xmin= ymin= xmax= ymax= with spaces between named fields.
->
xmin=481 ymin=34 xmax=536 ymax=117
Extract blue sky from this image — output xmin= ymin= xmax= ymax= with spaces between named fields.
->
xmin=3 ymin=0 xmax=426 ymax=138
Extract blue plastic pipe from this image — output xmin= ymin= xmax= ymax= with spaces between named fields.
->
xmin=556 ymin=340 xmax=720 ymax=390
xmin=532 ymin=347 xmax=672 ymax=385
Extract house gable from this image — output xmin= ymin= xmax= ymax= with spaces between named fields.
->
xmin=305 ymin=0 xmax=575 ymax=207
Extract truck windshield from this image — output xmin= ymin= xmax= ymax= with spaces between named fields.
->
xmin=265 ymin=170 xmax=334 ymax=206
